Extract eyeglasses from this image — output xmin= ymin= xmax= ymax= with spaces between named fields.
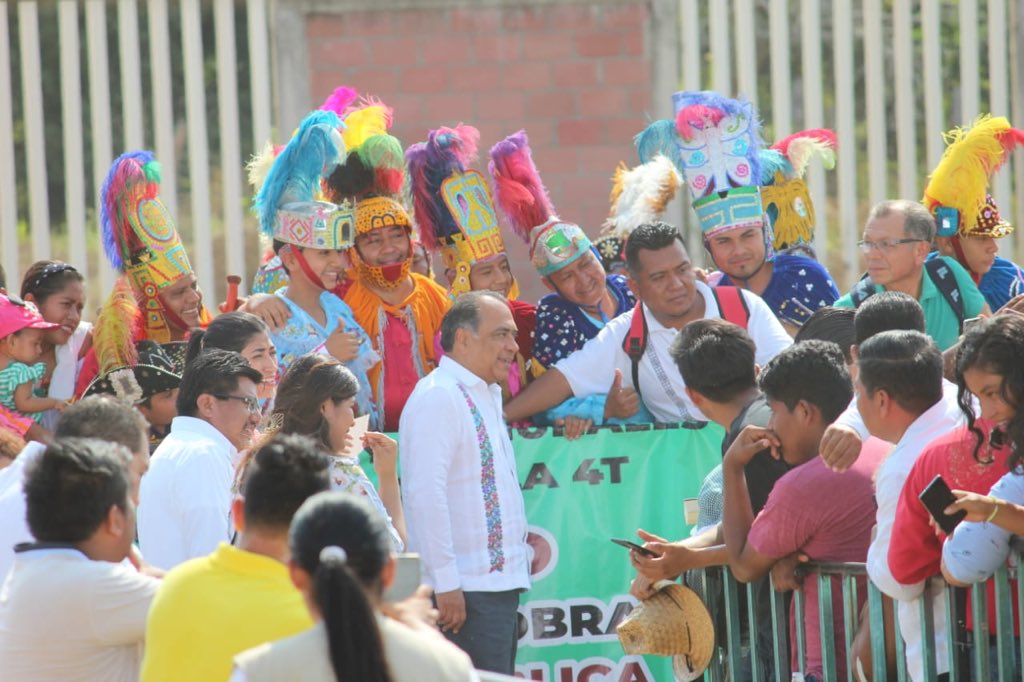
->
xmin=212 ymin=394 xmax=261 ymax=415
xmin=856 ymin=238 xmax=925 ymax=253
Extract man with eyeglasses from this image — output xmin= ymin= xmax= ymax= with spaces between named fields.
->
xmin=834 ymin=200 xmax=988 ymax=351
xmin=137 ymin=349 xmax=264 ymax=570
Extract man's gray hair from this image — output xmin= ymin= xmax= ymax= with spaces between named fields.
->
xmin=440 ymin=290 xmax=508 ymax=353
xmin=866 ymin=199 xmax=936 ymax=243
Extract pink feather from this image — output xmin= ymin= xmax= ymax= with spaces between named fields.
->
xmin=771 ymin=129 xmax=838 ymax=156
xmin=995 ymin=128 xmax=1024 ymax=171
xmin=433 ymin=124 xmax=479 ymax=166
xmin=488 ymin=130 xmax=556 ymax=244
xmin=675 ymin=104 xmax=727 ymax=139
xmin=320 ymin=86 xmax=360 ymax=116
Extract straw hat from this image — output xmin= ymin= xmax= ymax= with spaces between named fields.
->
xmin=616 ymin=580 xmax=715 ymax=682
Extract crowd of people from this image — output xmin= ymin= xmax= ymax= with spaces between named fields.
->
xmin=0 ymin=86 xmax=1024 ymax=681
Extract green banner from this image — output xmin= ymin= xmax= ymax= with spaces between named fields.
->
xmin=510 ymin=423 xmax=724 ymax=682
xmin=365 ymin=422 xmax=724 ymax=681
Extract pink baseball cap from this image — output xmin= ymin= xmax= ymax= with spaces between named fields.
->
xmin=0 ymin=294 xmax=61 ymax=339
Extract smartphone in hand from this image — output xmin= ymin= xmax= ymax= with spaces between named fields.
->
xmin=611 ymin=538 xmax=658 ymax=558
xmin=919 ymin=475 xmax=966 ymax=534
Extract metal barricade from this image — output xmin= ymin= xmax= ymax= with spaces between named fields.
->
xmin=692 ymin=547 xmax=1023 ymax=681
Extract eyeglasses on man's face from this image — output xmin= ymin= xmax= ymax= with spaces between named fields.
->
xmin=211 ymin=393 xmax=261 ymax=414
xmin=856 ymin=238 xmax=925 ymax=254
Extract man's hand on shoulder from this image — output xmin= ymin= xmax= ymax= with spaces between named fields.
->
xmin=819 ymin=423 xmax=863 ymax=472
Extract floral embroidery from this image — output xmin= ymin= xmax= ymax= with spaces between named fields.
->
xmin=456 ymin=383 xmax=504 ymax=573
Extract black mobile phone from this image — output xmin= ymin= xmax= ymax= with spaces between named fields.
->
xmin=611 ymin=537 xmax=657 ymax=558
xmin=919 ymin=475 xmax=966 ymax=535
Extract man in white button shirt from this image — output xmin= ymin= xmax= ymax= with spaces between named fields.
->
xmin=0 ymin=438 xmax=159 ymax=682
xmin=138 ymin=349 xmax=263 ymax=569
xmin=856 ymin=330 xmax=959 ymax=682
xmin=400 ymin=291 xmax=530 ymax=675
xmin=504 ymin=221 xmax=792 ymax=424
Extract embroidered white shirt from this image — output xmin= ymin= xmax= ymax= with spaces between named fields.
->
xmin=138 ymin=416 xmax=237 ymax=570
xmin=554 ymin=282 xmax=792 ymax=422
xmin=400 ymin=357 xmax=530 ymax=594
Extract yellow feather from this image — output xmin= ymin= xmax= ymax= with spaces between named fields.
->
xmin=246 ymin=141 xmax=279 ymax=193
xmin=923 ymin=114 xmax=1011 ymax=232
xmin=341 ymin=105 xmax=389 ymax=152
xmin=92 ymin=278 xmax=141 ymax=374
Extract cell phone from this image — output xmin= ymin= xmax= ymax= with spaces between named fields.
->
xmin=611 ymin=538 xmax=658 ymax=558
xmin=919 ymin=475 xmax=966 ymax=534
xmin=382 ymin=553 xmax=421 ymax=602
xmin=963 ymin=316 xmax=984 ymax=333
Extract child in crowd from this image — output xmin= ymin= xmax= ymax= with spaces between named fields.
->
xmin=0 ymin=295 xmax=68 ymax=430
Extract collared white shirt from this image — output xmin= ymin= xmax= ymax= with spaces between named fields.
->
xmin=836 ymin=376 xmax=965 ymax=439
xmin=554 ymin=282 xmax=792 ymax=422
xmin=865 ymin=398 xmax=961 ymax=682
xmin=0 ymin=547 xmax=159 ymax=682
xmin=0 ymin=441 xmax=45 ymax=581
xmin=400 ymin=357 xmax=530 ymax=594
xmin=138 ymin=416 xmax=237 ymax=570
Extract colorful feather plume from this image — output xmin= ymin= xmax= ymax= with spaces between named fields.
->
xmin=252 ymin=109 xmax=344 ymax=239
xmin=602 ymin=155 xmax=683 ymax=237
xmin=100 ymin=150 xmax=162 ymax=272
xmin=92 ymin=278 xmax=143 ymax=373
xmin=634 ymin=119 xmax=684 ymax=171
xmin=756 ymin=149 xmax=793 ymax=184
xmin=320 ymin=86 xmax=360 ymax=116
xmin=405 ymin=124 xmax=480 ymax=252
xmin=488 ymin=130 xmax=557 ymax=244
xmin=923 ymin=115 xmax=1024 ymax=229
xmin=246 ymin=141 xmax=285 ymax=193
xmin=770 ymin=129 xmax=837 ymax=177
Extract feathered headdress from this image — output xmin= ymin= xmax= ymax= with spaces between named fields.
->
xmin=489 ymin=130 xmax=593 ymax=277
xmin=602 ymin=155 xmax=683 ymax=238
xmin=923 ymin=114 xmax=1024 ymax=239
xmin=324 ymin=93 xmax=405 ymax=206
xmin=759 ymin=128 xmax=837 ymax=250
xmin=99 ymin=150 xmax=200 ymax=342
xmin=246 ymin=141 xmax=285 ymax=196
xmin=635 ymin=91 xmax=766 ymax=239
xmin=406 ymin=125 xmax=507 ymax=296
xmin=91 ymin=278 xmax=145 ymax=374
xmin=251 ymin=109 xmax=353 ymax=251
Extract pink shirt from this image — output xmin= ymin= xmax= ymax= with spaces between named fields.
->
xmin=748 ymin=437 xmax=889 ymax=679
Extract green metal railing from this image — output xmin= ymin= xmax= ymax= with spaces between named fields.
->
xmin=690 ymin=547 xmax=1023 ymax=681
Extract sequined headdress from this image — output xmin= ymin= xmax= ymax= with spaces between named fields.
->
xmin=407 ymin=124 xmax=509 ymax=297
xmin=489 ymin=130 xmax=592 ymax=278
xmin=252 ymin=109 xmax=354 ymax=252
xmin=757 ymin=129 xmax=837 ymax=251
xmin=99 ymin=150 xmax=201 ymax=343
xmin=322 ymin=90 xmax=414 ymax=290
xmin=923 ymin=114 xmax=1024 ymax=240
xmin=636 ymin=91 xmax=766 ymax=240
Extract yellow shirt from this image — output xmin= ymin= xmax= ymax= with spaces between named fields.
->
xmin=140 ymin=543 xmax=312 ymax=682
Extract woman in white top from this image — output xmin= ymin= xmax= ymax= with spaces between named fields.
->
xmin=20 ymin=260 xmax=91 ymax=433
xmin=262 ymin=355 xmax=406 ymax=551
xmin=231 ymin=492 xmax=476 ymax=682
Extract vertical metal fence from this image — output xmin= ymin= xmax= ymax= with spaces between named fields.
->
xmin=0 ymin=0 xmax=274 ymax=307
xmin=692 ymin=548 xmax=1023 ymax=681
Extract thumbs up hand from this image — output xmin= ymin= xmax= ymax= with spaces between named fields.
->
xmin=603 ymin=368 xmax=640 ymax=421
xmin=325 ymin=318 xmax=361 ymax=363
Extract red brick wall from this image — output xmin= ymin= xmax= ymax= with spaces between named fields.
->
xmin=305 ymin=2 xmax=652 ymax=302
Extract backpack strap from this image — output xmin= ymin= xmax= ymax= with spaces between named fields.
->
xmin=924 ymin=258 xmax=966 ymax=330
xmin=849 ymin=272 xmax=878 ymax=308
xmin=711 ymin=286 xmax=750 ymax=329
xmin=621 ymin=302 xmax=647 ymax=400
